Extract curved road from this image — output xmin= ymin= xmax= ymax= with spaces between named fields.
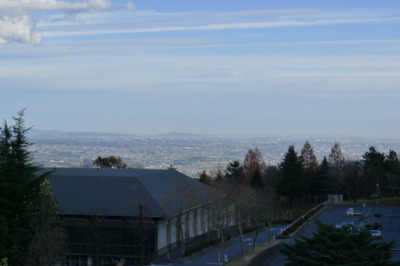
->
xmin=268 ymin=205 xmax=400 ymax=265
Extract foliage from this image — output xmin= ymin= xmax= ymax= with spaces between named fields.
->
xmin=313 ymin=157 xmax=330 ymax=196
xmin=384 ymin=150 xmax=400 ymax=195
xmin=242 ymin=147 xmax=266 ymax=185
xmin=93 ymin=155 xmax=127 ymax=168
xmin=328 ymin=142 xmax=345 ymax=168
xmin=300 ymin=141 xmax=319 ymax=201
xmin=0 ymin=110 xmax=50 ymax=265
xmin=277 ymin=145 xmax=304 ymax=203
xmin=363 ymin=146 xmax=385 ymax=173
xmin=300 ymin=141 xmax=319 ymax=171
xmin=281 ymin=220 xmax=396 ymax=265
xmin=199 ymin=170 xmax=212 ymax=185
xmin=0 ymin=258 xmax=8 ymax=266
xmin=362 ymin=146 xmax=400 ymax=196
xmin=26 ymin=179 xmax=66 ymax=266
xmin=225 ymin=160 xmax=243 ymax=182
xmin=250 ymin=166 xmax=264 ymax=189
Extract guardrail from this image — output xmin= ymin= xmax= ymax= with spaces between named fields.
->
xmin=275 ymin=201 xmax=328 ymax=238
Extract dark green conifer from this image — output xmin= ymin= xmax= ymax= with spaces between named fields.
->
xmin=281 ymin=220 xmax=396 ymax=266
xmin=0 ymin=110 xmax=48 ymax=264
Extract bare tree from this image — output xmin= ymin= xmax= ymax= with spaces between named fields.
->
xmin=300 ymin=141 xmax=319 ymax=201
xmin=27 ymin=179 xmax=66 ymax=266
xmin=242 ymin=147 xmax=266 ymax=185
xmin=328 ymin=143 xmax=345 ymax=173
xmin=163 ymin=177 xmax=201 ymax=256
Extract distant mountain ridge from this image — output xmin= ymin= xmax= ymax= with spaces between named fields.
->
xmin=28 ymin=129 xmax=200 ymax=139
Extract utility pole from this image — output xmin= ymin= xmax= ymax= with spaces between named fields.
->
xmin=140 ymin=205 xmax=144 ymax=266
xmin=376 ymin=183 xmax=380 ymax=216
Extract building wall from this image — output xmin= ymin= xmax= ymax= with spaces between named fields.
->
xmin=156 ymin=202 xmax=236 ymax=257
xmin=62 ymin=218 xmax=157 ymax=266
xmin=157 ymin=220 xmax=168 ymax=251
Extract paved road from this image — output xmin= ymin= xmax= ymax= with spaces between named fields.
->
xmin=151 ymin=224 xmax=288 ymax=266
xmin=268 ymin=205 xmax=400 ymax=265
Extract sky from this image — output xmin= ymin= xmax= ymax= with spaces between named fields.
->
xmin=1 ymin=0 xmax=400 ymax=138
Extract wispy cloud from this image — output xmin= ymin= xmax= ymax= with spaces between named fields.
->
xmin=39 ymin=8 xmax=400 ymax=39
xmin=0 ymin=0 xmax=111 ymax=11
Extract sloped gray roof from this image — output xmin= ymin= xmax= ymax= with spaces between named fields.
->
xmin=46 ymin=168 xmax=217 ymax=218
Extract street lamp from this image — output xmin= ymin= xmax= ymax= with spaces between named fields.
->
xmin=375 ymin=183 xmax=380 ymax=217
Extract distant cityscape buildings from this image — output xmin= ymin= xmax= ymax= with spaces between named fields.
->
xmin=29 ymin=130 xmax=400 ymax=178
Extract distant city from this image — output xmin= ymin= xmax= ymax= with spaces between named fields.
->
xmin=29 ymin=130 xmax=400 ymax=178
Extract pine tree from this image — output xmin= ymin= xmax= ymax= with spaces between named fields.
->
xmin=225 ymin=160 xmax=243 ymax=183
xmin=0 ymin=110 xmax=50 ymax=265
xmin=277 ymin=145 xmax=303 ymax=205
xmin=250 ymin=166 xmax=264 ymax=189
xmin=363 ymin=146 xmax=387 ymax=194
xmin=384 ymin=150 xmax=400 ymax=195
xmin=199 ymin=170 xmax=212 ymax=185
xmin=281 ymin=220 xmax=396 ymax=265
xmin=315 ymin=157 xmax=331 ymax=196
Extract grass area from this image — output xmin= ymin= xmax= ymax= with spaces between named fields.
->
xmin=335 ymin=197 xmax=400 ymax=206
xmin=226 ymin=242 xmax=280 ymax=266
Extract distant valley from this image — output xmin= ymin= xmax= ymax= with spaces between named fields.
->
xmin=29 ymin=130 xmax=400 ymax=178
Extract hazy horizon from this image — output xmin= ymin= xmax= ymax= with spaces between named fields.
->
xmin=28 ymin=128 xmax=400 ymax=140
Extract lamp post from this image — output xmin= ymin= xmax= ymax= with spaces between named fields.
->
xmin=375 ymin=183 xmax=380 ymax=217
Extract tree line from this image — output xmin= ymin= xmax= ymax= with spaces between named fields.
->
xmin=200 ymin=142 xmax=400 ymax=204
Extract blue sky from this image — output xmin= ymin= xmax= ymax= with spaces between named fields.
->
xmin=1 ymin=0 xmax=400 ymax=137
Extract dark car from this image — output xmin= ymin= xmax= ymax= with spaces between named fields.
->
xmin=365 ymin=221 xmax=382 ymax=230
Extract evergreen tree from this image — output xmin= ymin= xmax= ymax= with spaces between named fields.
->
xmin=315 ymin=157 xmax=330 ymax=196
xmin=277 ymin=145 xmax=304 ymax=205
xmin=363 ymin=146 xmax=385 ymax=171
xmin=0 ymin=110 xmax=50 ymax=265
xmin=281 ymin=220 xmax=396 ymax=266
xmin=384 ymin=150 xmax=400 ymax=194
xmin=199 ymin=170 xmax=212 ymax=185
xmin=263 ymin=165 xmax=279 ymax=190
xmin=363 ymin=146 xmax=386 ymax=194
xmin=250 ymin=166 xmax=264 ymax=189
xmin=225 ymin=160 xmax=243 ymax=183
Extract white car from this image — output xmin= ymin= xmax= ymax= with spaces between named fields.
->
xmin=336 ymin=221 xmax=354 ymax=229
xmin=370 ymin=230 xmax=382 ymax=238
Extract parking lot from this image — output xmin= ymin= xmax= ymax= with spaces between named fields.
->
xmin=268 ymin=205 xmax=400 ymax=265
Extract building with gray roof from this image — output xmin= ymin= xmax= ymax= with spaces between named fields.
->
xmin=47 ymin=168 xmax=234 ymax=266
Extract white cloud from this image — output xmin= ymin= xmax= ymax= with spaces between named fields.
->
xmin=0 ymin=14 xmax=41 ymax=44
xmin=0 ymin=0 xmax=114 ymax=44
